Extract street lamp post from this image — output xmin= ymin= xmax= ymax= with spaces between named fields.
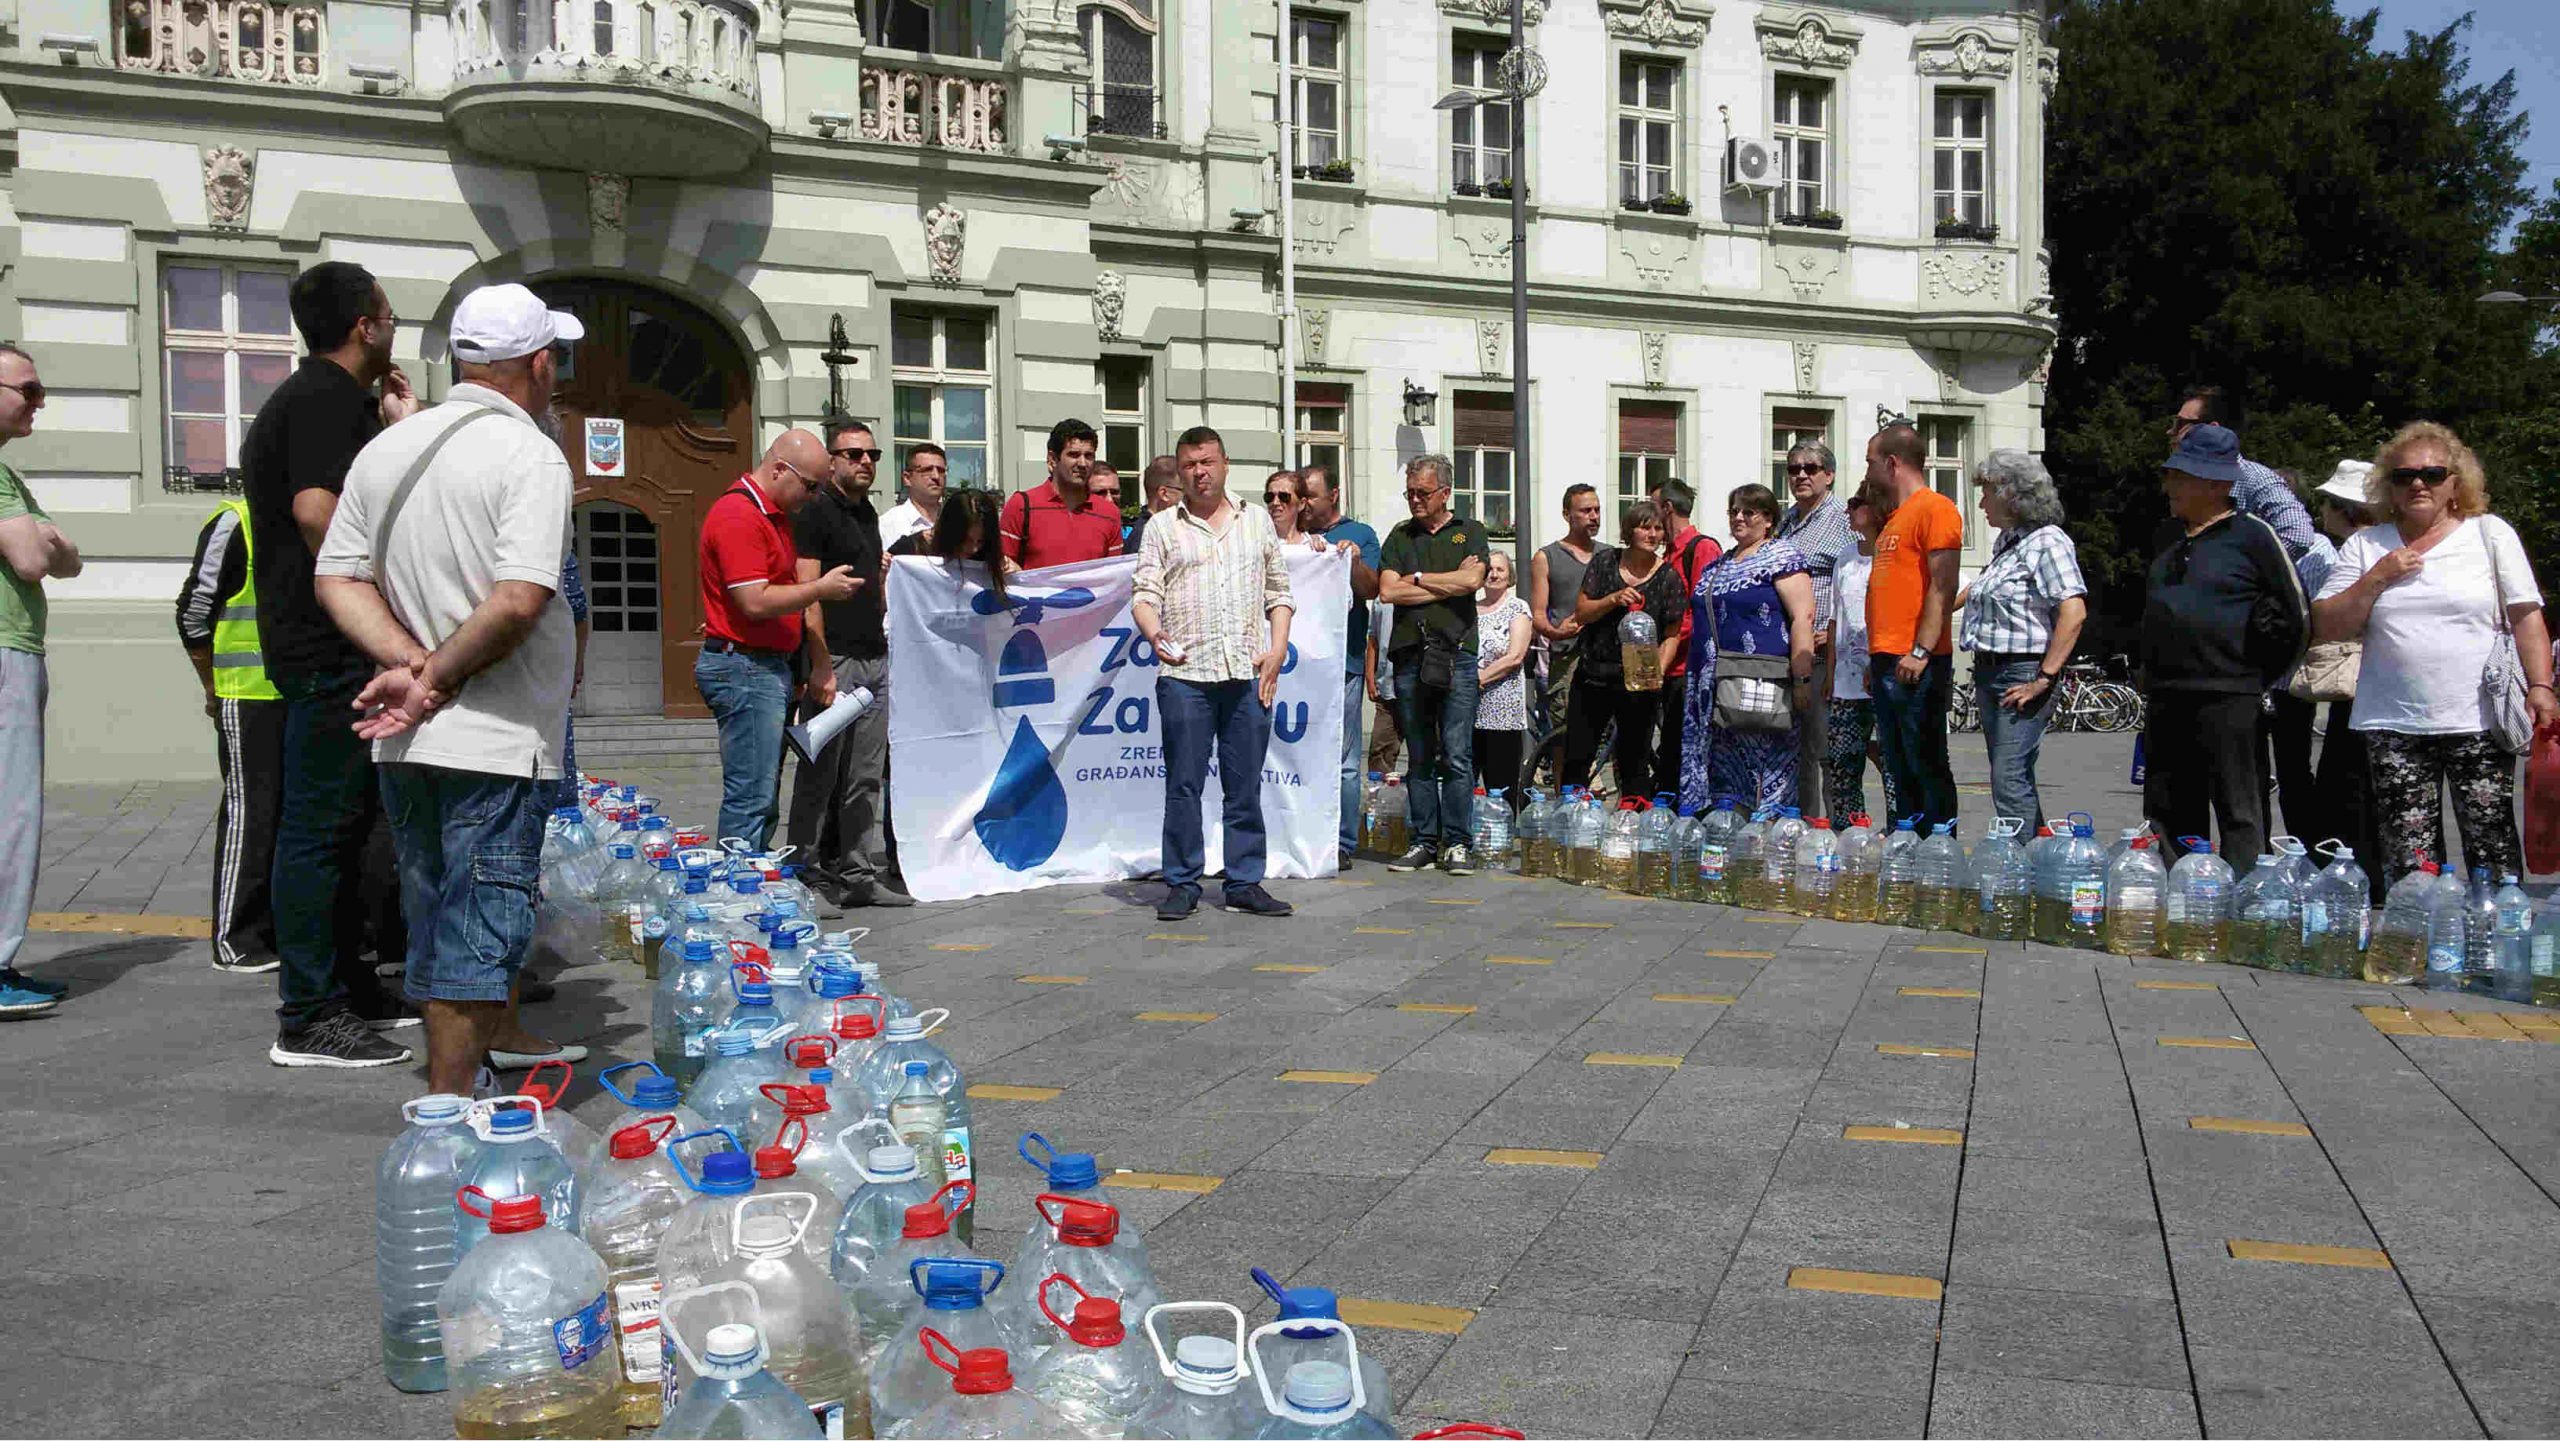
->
xmin=1436 ymin=0 xmax=1543 ymax=585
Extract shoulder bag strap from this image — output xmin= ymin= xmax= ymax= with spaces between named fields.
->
xmin=2482 ymin=517 xmax=2515 ymax=636
xmin=371 ymin=407 xmax=505 ymax=582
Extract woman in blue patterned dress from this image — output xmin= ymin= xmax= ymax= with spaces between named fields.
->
xmin=1680 ymin=484 xmax=1818 ymax=814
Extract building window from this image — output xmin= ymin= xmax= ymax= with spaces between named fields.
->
xmin=1098 ymin=356 xmax=1148 ymax=509
xmin=1774 ymin=74 xmax=1831 ymax=219
xmin=1618 ymin=57 xmax=1679 ymax=207
xmin=1931 ymin=89 xmax=1991 ymax=228
xmin=1769 ymin=405 xmax=1832 ymax=490
xmin=1449 ymin=36 xmax=1513 ymax=192
xmin=1078 ymin=0 xmax=1159 ymax=137
xmin=1295 ymin=382 xmax=1349 ymax=493
xmin=891 ymin=309 xmax=994 ymax=490
xmin=1921 ymin=415 xmax=1974 ymax=546
xmin=1616 ymin=399 xmax=1679 ymax=512
xmin=1450 ymin=390 xmax=1515 ymax=534
xmin=162 ymin=261 xmax=297 ymax=476
xmin=1290 ymin=15 xmax=1344 ymax=171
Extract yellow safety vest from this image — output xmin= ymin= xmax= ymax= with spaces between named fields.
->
xmin=208 ymin=497 xmax=280 ymax=701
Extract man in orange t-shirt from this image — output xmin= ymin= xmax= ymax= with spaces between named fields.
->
xmin=1863 ymin=422 xmax=1964 ymax=828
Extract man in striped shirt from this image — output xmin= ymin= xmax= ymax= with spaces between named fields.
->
xmin=1132 ymin=425 xmax=1296 ymax=922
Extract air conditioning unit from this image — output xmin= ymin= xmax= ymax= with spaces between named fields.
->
xmin=1724 ymin=135 xmax=1779 ymax=193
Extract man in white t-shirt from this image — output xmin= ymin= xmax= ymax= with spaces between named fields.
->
xmin=314 ymin=283 xmax=582 ymax=1092
xmin=877 ymin=442 xmax=947 ymax=550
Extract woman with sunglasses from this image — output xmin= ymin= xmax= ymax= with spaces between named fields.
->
xmin=2312 ymin=422 xmax=2559 ymax=885
xmin=1262 ymin=471 xmax=1306 ymax=543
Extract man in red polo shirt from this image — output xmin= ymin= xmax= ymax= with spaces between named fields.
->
xmin=1000 ymin=418 xmax=1122 ymax=571
xmin=695 ymin=428 xmax=859 ymax=846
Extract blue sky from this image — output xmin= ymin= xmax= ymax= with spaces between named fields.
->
xmin=2366 ymin=0 xmax=2559 ymax=217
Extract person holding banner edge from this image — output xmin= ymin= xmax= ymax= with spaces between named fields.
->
xmin=1131 ymin=425 xmax=1296 ymax=922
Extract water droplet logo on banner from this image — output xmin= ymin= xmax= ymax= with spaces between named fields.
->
xmin=968 ymin=583 xmax=1098 ymax=871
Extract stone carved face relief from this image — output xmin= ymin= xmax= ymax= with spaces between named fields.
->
xmin=204 ymin=146 xmax=254 ymax=229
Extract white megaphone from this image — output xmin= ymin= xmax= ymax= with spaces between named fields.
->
xmin=785 ymin=685 xmax=875 ymax=765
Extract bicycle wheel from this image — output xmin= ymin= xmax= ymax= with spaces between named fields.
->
xmin=1951 ymin=681 xmax=1981 ymax=733
xmin=2097 ymin=684 xmax=2146 ymax=734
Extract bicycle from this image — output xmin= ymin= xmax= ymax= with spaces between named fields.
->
xmin=1950 ymin=659 xmax=2146 ymax=735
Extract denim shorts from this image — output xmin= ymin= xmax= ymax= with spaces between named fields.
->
xmin=379 ymin=762 xmax=547 ymax=1004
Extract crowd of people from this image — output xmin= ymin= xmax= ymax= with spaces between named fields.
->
xmin=0 ymin=258 xmax=2551 ymax=1050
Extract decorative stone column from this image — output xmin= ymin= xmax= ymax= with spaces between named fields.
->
xmin=1008 ymin=0 xmax=1085 ymax=157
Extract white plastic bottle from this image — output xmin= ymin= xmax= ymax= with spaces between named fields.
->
xmin=1128 ymin=1303 xmax=1258 ymax=1441
xmin=1245 ymin=1319 xmax=1396 ymax=1441
xmin=657 ymin=1321 xmax=824 ymax=1441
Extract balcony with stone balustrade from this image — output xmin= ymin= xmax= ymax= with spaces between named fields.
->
xmin=443 ymin=0 xmax=770 ymax=177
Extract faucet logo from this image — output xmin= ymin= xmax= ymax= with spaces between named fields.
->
xmin=970 ymin=583 xmax=1096 ymax=871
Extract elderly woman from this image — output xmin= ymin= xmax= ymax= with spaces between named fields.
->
xmin=1954 ymin=450 xmax=2087 ymax=832
xmin=2313 ymin=421 xmax=2559 ymax=883
xmin=2307 ymin=460 xmax=2384 ymax=895
xmin=1679 ymin=484 xmax=1817 ymax=813
xmin=1565 ymin=499 xmax=1687 ymax=798
xmin=1473 ymin=550 xmax=1534 ymax=805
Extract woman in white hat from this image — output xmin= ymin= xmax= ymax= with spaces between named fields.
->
xmin=2303 ymin=460 xmax=2384 ymax=896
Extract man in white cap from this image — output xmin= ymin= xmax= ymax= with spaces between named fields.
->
xmin=313 ymin=282 xmax=586 ymax=1093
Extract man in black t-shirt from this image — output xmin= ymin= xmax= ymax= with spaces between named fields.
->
xmin=785 ymin=418 xmax=910 ymax=907
xmin=1378 ymin=453 xmax=1490 ymax=873
xmin=242 ymin=260 xmax=421 ymax=1070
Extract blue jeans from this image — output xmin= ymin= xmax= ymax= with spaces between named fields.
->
xmin=1974 ymin=656 xmax=2055 ymax=833
xmin=1394 ymin=653 xmax=1480 ymax=850
xmin=379 ymin=763 xmax=547 ymax=1003
xmin=1338 ymin=671 xmax=1364 ymax=858
xmin=1158 ymin=676 xmax=1271 ymax=896
xmin=695 ymin=647 xmax=794 ymax=848
xmin=1870 ymin=653 xmax=1957 ymax=832
xmin=272 ymin=664 xmax=403 ymax=1031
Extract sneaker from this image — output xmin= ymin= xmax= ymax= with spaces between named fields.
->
xmin=1223 ymin=883 xmax=1293 ymax=918
xmin=350 ymin=994 xmax=423 ymax=1031
xmin=839 ymin=878 xmax=917 ymax=909
xmin=0 ymin=979 xmax=61 ymax=1017
xmin=2 ymin=967 xmax=68 ymax=998
xmin=269 ymin=1011 xmax=410 ymax=1068
xmin=1156 ymin=885 xmax=1200 ymax=922
xmin=490 ymin=1042 xmax=591 ymax=1070
xmin=1387 ymin=844 xmax=1438 ymax=872
xmin=212 ymin=952 xmax=281 ymax=975
xmin=1438 ymin=845 xmax=1477 ymax=876
xmin=1337 ymin=852 xmax=1356 ymax=871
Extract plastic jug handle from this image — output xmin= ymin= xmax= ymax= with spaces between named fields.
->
xmin=1037 ymin=1272 xmax=1091 ymax=1333
xmin=919 ymin=1327 xmax=966 ymax=1379
xmin=1251 ymin=1267 xmax=1289 ymax=1308
xmin=400 ymin=1093 xmax=472 ymax=1126
xmin=784 ymin=1032 xmax=839 ymax=1065
xmin=721 ymin=836 xmax=753 ymax=855
xmin=730 ymin=1187 xmax=819 ymax=1251
xmin=595 ymin=1061 xmax=665 ymax=1107
xmin=768 ymin=1114 xmax=809 ymax=1158
xmin=609 ymin=1114 xmax=680 ymax=1157
xmin=456 ymin=1183 xmax=496 ymax=1220
xmin=515 ymin=1058 xmax=574 ymax=1111
xmin=836 ymin=1116 xmax=902 ymax=1180
xmin=908 ymin=1006 xmax=951 ymax=1038
xmin=1141 ymin=1301 xmax=1247 ymax=1385
xmin=932 ymin=1179 xmax=974 ymax=1219
xmin=827 ymin=926 xmax=873 ymax=950
xmin=829 ymin=995 xmax=887 ymax=1034
xmin=1246 ymin=1316 xmax=1364 ymax=1424
xmin=1414 ymin=1427 xmax=1527 ymax=1440
xmin=1019 ymin=1131 xmax=1059 ymax=1174
xmin=661 ymin=1280 xmax=763 ymax=1379
xmin=664 ymin=1126 xmax=744 ymax=1193
xmin=909 ymin=1255 xmax=1006 ymax=1298
xmin=1034 ymin=1192 xmax=1115 ymax=1233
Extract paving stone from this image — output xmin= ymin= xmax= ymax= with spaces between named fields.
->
xmin=1684 ymin=1266 xmax=1943 ymax=1399
xmin=1651 ymin=1378 xmax=1929 ymax=1438
xmin=2162 ymin=1230 xmax=2429 ymax=1359
xmin=1936 ymin=1283 xmax=2189 ymax=1391
xmin=1949 ymin=1205 xmax=2174 ymax=1298
xmin=2188 ymin=1343 xmax=2484 ymax=1439
xmin=1405 ymin=1308 xmax=1692 ymax=1440
xmin=1926 ymin=1372 xmax=2202 ymax=1439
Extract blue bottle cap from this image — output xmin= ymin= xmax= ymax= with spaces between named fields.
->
xmin=809 ymin=1067 xmax=834 ymax=1086
xmin=905 ymin=1060 xmax=929 ymax=1076
xmin=714 ymin=1030 xmax=758 ymax=1057
xmin=658 ymin=857 xmax=680 ymax=871
xmin=684 ymin=938 xmax=716 ymax=962
xmin=736 ymin=979 xmax=773 ymax=1005
xmin=611 ymin=844 xmax=636 ymax=858
xmin=1253 ymin=1266 xmax=1339 ymax=1321
xmin=700 ymin=1149 xmax=755 ymax=1192
xmin=633 ymin=1074 xmax=680 ymax=1106
xmin=914 ymin=1257 xmax=1005 ymax=1308
xmin=489 ymin=1106 xmax=534 ymax=1134
xmin=620 ymin=820 xmax=641 ymax=832
xmin=1019 ymin=1132 xmax=1100 ymax=1190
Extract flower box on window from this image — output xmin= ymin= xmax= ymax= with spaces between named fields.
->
xmin=1653 ymin=192 xmax=1691 ymax=215
xmin=1934 ymin=217 xmax=1999 ymax=242
xmin=1779 ymin=209 xmax=1844 ymax=230
xmin=1484 ymin=176 xmax=1521 ymax=200
xmin=1314 ymin=158 xmax=1356 ymax=183
xmin=1454 ymin=179 xmax=1484 ymax=197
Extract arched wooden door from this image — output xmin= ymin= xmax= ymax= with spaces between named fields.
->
xmin=536 ymin=278 xmax=752 ymax=719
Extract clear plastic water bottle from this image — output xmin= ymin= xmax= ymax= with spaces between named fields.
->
xmin=456 ymin=1098 xmax=583 ymax=1260
xmin=2269 ymin=835 xmax=2317 ymax=895
xmin=1911 ymin=821 xmax=1961 ymax=931
xmin=1567 ymin=793 xmax=1607 ymax=887
xmin=888 ymin=1061 xmax=953 ymax=1197
xmin=1631 ymin=793 xmax=1676 ymax=897
xmin=1129 ymin=1303 xmax=1257 ymax=1441
xmin=1694 ymin=798 xmax=1741 ymax=906
xmin=996 ymin=1194 xmax=1164 ymax=1367
xmin=2425 ymin=865 xmax=2471 ymax=992
xmin=593 ymin=1062 xmax=709 ymax=1171
xmin=1514 ymin=788 xmax=1552 ymax=878
xmin=1359 ymin=772 xmax=1385 ymax=854
xmin=438 ymin=1190 xmax=619 ymax=1439
xmin=658 ymin=1321 xmax=824 ymax=1440
xmin=694 ymin=1194 xmax=867 ymax=1438
xmin=2462 ymin=867 xmax=2499 ymax=993
xmin=594 ymin=842 xmax=650 ymax=966
xmin=1729 ymin=807 xmax=1773 ymax=910
xmin=2492 ymin=874 xmax=2534 ymax=1003
xmin=656 ymin=934 xmax=729 ymax=1089
xmin=2527 ymin=891 xmax=2560 ymax=1006
xmin=1471 ymin=788 xmax=1515 ymax=871
xmin=379 ymin=1094 xmax=483 ymax=1393
xmin=688 ymin=1024 xmax=788 ymax=1147
xmin=1793 ymin=818 xmax=1839 ymax=917
xmin=843 ymin=1183 xmax=975 ymax=1365
xmin=1377 ymin=777 xmax=1409 ymax=858
xmin=1832 ymin=814 xmax=1879 ymax=922
xmin=1020 ymin=1275 xmax=1171 ymax=1435
xmin=1598 ymin=798 xmax=1645 ymax=892
xmin=1247 ymin=1270 xmax=1392 ymax=1427
xmin=2231 ymin=856 xmax=2300 ymax=971
xmin=506 ymin=1060 xmax=598 ymax=1181
xmin=1619 ymin=601 xmax=1662 ymax=691
xmin=2050 ymin=816 xmax=2108 ymax=951
xmin=763 ymin=921 xmax=821 ymax=1035
xmin=854 ymin=1010 xmax=971 ymax=1239
xmin=2368 ymin=861 xmax=2439 ymax=985
xmin=833 ymin=1128 xmax=939 ymax=1287
xmin=1666 ymin=805 xmax=1704 ymax=902
xmin=748 ymin=1117 xmax=846 ymax=1267
xmin=1245 ymin=1319 xmax=1396 ymax=1440
xmin=898 ymin=1328 xmax=1079 ymax=1440
xmin=1875 ymin=817 xmax=1922 ymax=926
xmin=542 ymin=806 xmax=607 ymax=899
xmin=2299 ymin=841 xmax=2372 ymax=979
xmin=873 ymin=1259 xmax=1031 ymax=1435
xmin=2104 ymin=837 xmax=2166 ymax=958
xmin=1969 ymin=818 xmax=2029 ymax=942
xmin=1010 ymin=1133 xmax=1153 ymax=1311
xmin=2163 ymin=840 xmax=2234 ymax=963
xmin=582 ymin=1117 xmax=691 ymax=1429
xmin=637 ymin=857 xmax=684 ymax=979
xmin=656 ymin=1131 xmax=760 ymax=1402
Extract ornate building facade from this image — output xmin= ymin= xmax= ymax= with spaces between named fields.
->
xmin=0 ymin=0 xmax=2049 ymax=775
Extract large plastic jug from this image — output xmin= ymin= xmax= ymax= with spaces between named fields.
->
xmin=438 ymin=1189 xmax=618 ymax=1439
xmin=1694 ymin=798 xmax=1742 ymax=905
xmin=2424 ymin=866 xmax=2471 ymax=992
xmin=833 ymin=1124 xmax=939 ymax=1288
xmin=2492 ymin=874 xmax=2534 ymax=1002
xmin=688 ymin=1020 xmax=789 ymax=1146
xmin=1875 ymin=817 xmax=1922 ymax=926
xmin=747 ymin=1118 xmax=844 ymax=1266
xmin=1359 ymin=772 xmax=1386 ymax=854
xmin=1666 ymin=806 xmax=1704 ymax=902
xmin=1832 ymin=814 xmax=1880 ymax=922
xmin=2462 ymin=867 xmax=2499 ymax=992
xmin=1514 ymin=788 xmax=1553 ymax=878
xmin=1730 ymin=808 xmax=1774 ymax=910
xmin=2528 ymin=891 xmax=2560 ymax=1006
xmin=850 ymin=1011 xmax=969 ymax=1225
xmin=657 ymin=1320 xmax=824 ymax=1440
xmin=1635 ymin=793 xmax=1680 ymax=897
xmin=900 ymin=1328 xmax=1078 ymax=1440
xmin=593 ymin=1062 xmax=709 ymax=1173
xmin=2299 ymin=841 xmax=2372 ymax=979
xmin=1246 ymin=1318 xmax=1396 ymax=1440
xmin=2050 ymin=816 xmax=2108 ymax=950
xmin=2268 ymin=835 xmax=2317 ymax=896
xmin=996 ymin=1194 xmax=1164 ymax=1366
xmin=654 ymin=1131 xmax=759 ymax=1408
xmin=542 ymin=805 xmax=607 ymax=900
xmin=1911 ymin=821 xmax=1961 ymax=931
xmin=2367 ymin=861 xmax=2438 ymax=984
xmin=1375 ymin=777 xmax=1409 ymax=857
xmin=873 ymin=1259 xmax=1034 ymax=1434
xmin=594 ymin=842 xmax=651 ymax=966
xmin=762 ymin=921 xmax=821 ymax=1035
xmin=1248 ymin=1269 xmax=1392 ymax=1426
xmin=510 ymin=1060 xmax=598 ymax=1179
xmin=1020 ymin=1275 xmax=1172 ymax=1436
xmin=1567 ymin=794 xmax=1607 ymax=887
xmin=1969 ymin=818 xmax=2030 ymax=941
xmin=655 ymin=935 xmax=731 ymax=1089
xmin=1599 ymin=799 xmax=1645 ymax=892
xmin=2162 ymin=841 xmax=2234 ymax=963
xmin=1010 ymin=1134 xmax=1153 ymax=1307
xmin=638 ymin=857 xmax=684 ymax=978
xmin=691 ymin=1194 xmax=866 ymax=1438
xmin=379 ymin=1094 xmax=483 ymax=1393
xmin=2103 ymin=839 xmax=2166 ymax=957
xmin=456 ymin=1098 xmax=582 ymax=1260
xmin=1129 ymin=1303 xmax=1256 ymax=1441
xmin=769 ymin=1069 xmax=865 ymax=1202
xmin=1792 ymin=818 xmax=1839 ymax=916
xmin=1620 ymin=601 xmax=1663 ymax=691
xmin=843 ymin=1184 xmax=975 ymax=1364
xmin=2231 ymin=856 xmax=2301 ymax=971
xmin=582 ymin=1117 xmax=691 ymax=1429
xmin=1765 ymin=808 xmax=1809 ymax=913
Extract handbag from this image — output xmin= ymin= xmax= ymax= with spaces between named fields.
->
xmin=1713 ymin=651 xmax=1797 ymax=732
xmin=2480 ymin=518 xmax=2534 ymax=753
xmin=1416 ymin=629 xmax=1458 ymax=693
xmin=2286 ymin=640 xmax=2360 ymax=703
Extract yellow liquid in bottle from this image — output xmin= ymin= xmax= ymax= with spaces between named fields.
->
xmin=1623 ymin=646 xmax=1664 ymax=692
xmin=2161 ymin=919 xmax=2226 ymax=964
xmin=1985 ymin=893 xmax=2031 ymax=941
xmin=768 ymin=1355 xmax=870 ymax=1440
xmin=1636 ymin=852 xmax=1671 ymax=897
xmin=1599 ymin=852 xmax=1639 ymax=893
xmin=2305 ymin=930 xmax=2361 ymax=979
xmin=454 ymin=1376 xmax=623 ymax=1440
xmin=1875 ymin=878 xmax=1916 ymax=927
xmin=2105 ymin=906 xmax=2160 ymax=957
xmin=2362 ymin=932 xmax=2425 ymax=984
xmin=1832 ymin=873 xmax=1878 ymax=923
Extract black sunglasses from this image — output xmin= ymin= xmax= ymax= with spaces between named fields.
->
xmin=0 ymin=380 xmax=43 ymax=404
xmin=1785 ymin=463 xmax=1827 ymax=475
xmin=2388 ymin=465 xmax=2450 ymax=488
xmin=1264 ymin=490 xmax=1298 ymax=503
xmin=832 ymin=446 xmax=884 ymax=463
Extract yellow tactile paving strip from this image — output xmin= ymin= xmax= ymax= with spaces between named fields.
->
xmin=2359 ymin=1004 xmax=2560 ymax=1042
xmin=31 ymin=912 xmax=213 ymax=938
xmin=1876 ymin=1043 xmax=1975 ymax=1058
xmin=1701 ymin=949 xmax=1775 ymax=960
xmin=1652 ymin=993 xmax=1737 ymax=1005
xmin=2229 ymin=1239 xmax=2392 ymax=1270
xmin=1899 ymin=986 xmax=1981 ymax=999
xmin=2158 ymin=1035 xmax=2256 ymax=1050
xmin=1101 ymin=1171 xmax=1223 ymax=1194
xmin=1396 ymin=1002 xmax=1478 ymax=1015
xmin=1018 ymin=974 xmax=1086 ymax=984
xmin=2136 ymin=979 xmax=2220 ymax=991
xmin=1255 ymin=963 xmax=1325 ymax=973
xmin=1584 ymin=1052 xmax=1682 ymax=1068
xmin=1843 ymin=1124 xmax=1964 ymax=1146
xmin=1484 ymin=1147 xmax=1604 ymax=1168
xmin=1786 ymin=1267 xmax=1944 ymax=1300
xmin=1135 ymin=1011 xmax=1218 ymax=1023
xmin=1353 ymin=926 xmax=1415 ymax=935
xmin=2190 ymin=1117 xmax=2312 ymax=1137
xmin=928 ymin=941 xmax=991 ymax=952
xmin=1337 ymin=1298 xmax=1475 ymax=1334
xmin=1485 ymin=955 xmax=1554 ymax=966
xmin=1277 ymin=1069 xmax=1377 ymax=1085
xmin=966 ymin=1084 xmax=1062 ymax=1102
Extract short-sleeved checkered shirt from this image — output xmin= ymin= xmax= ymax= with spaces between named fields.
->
xmin=1131 ymin=500 xmax=1294 ymax=684
xmin=1959 ymin=523 xmax=2087 ymax=656
xmin=1776 ymin=492 xmax=1852 ymax=631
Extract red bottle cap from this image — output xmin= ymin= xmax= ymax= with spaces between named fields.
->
xmin=922 ymin=1329 xmax=1014 ymax=1395
xmin=1035 ymin=1193 xmax=1121 ymax=1247
xmin=753 ymin=1116 xmax=808 ymax=1179
xmin=763 ymin=1081 xmax=826 ymax=1118
xmin=902 ymin=1181 xmax=973 ymax=1239
xmin=608 ymin=1115 xmax=678 ymax=1161
xmin=1038 ymin=1273 xmax=1127 ymax=1346
xmin=459 ymin=1186 xmax=547 ymax=1235
xmin=785 ymin=1035 xmax=837 ymax=1070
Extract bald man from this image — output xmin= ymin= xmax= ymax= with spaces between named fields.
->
xmin=696 ymin=429 xmax=862 ymax=846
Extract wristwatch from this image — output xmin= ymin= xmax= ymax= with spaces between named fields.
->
xmin=1906 ymin=646 xmax=1929 ymax=661
xmin=2036 ymin=670 xmax=2060 ymax=683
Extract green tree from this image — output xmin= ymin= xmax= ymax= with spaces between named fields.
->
xmin=2044 ymin=0 xmax=2556 ymax=638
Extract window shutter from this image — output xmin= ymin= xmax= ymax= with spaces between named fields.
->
xmin=1452 ymin=390 xmax=1514 ymax=450
xmin=1618 ymin=399 xmax=1678 ymax=454
xmin=1297 ymin=381 xmax=1350 ymax=408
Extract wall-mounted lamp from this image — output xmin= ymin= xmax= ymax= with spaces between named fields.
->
xmin=819 ymin=312 xmax=857 ymax=418
xmin=808 ymin=110 xmax=852 ymax=138
xmin=1402 ymin=381 xmax=1439 ymax=429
